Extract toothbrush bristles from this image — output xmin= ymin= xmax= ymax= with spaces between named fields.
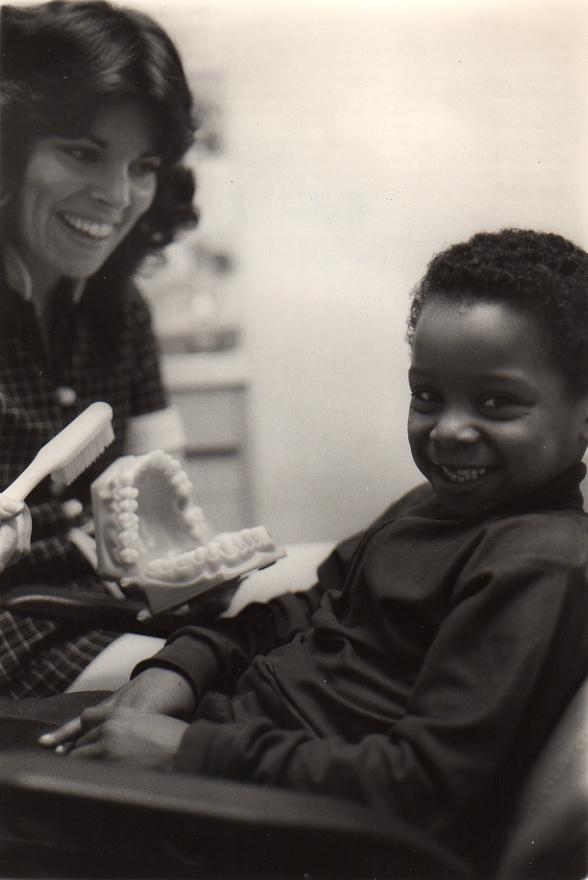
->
xmin=52 ymin=423 xmax=115 ymax=486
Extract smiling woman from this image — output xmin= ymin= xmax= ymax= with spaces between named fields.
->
xmin=14 ymin=100 xmax=161 ymax=301
xmin=0 ymin=0 xmax=199 ymax=697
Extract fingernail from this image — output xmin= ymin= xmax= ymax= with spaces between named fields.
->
xmin=55 ymin=744 xmax=66 ymax=755
xmin=38 ymin=733 xmax=53 ymax=744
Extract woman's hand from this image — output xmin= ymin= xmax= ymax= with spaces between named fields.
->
xmin=39 ymin=667 xmax=196 ymax=751
xmin=55 ymin=704 xmax=188 ymax=769
xmin=0 ymin=495 xmax=31 ymax=571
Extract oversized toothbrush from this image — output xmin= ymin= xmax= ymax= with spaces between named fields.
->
xmin=0 ymin=402 xmax=114 ymax=571
xmin=3 ymin=402 xmax=114 ymax=501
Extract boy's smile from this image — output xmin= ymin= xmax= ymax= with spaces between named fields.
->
xmin=408 ymin=299 xmax=588 ymax=516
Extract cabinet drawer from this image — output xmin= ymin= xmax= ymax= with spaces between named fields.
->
xmin=172 ymin=389 xmax=245 ymax=452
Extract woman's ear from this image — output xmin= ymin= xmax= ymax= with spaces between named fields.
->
xmin=579 ymin=396 xmax=588 ymax=444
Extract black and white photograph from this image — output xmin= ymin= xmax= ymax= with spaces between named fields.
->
xmin=0 ymin=1 xmax=586 ymax=877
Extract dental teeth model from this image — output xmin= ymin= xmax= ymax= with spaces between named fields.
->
xmin=92 ymin=450 xmax=285 ymax=613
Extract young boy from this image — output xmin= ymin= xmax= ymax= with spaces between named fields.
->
xmin=29 ymin=229 xmax=588 ymax=875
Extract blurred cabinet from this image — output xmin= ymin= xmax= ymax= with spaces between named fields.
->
xmin=163 ymin=353 xmax=251 ymax=531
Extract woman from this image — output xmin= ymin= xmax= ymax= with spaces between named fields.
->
xmin=0 ymin=0 xmax=199 ymax=696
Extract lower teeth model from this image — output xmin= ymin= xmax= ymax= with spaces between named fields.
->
xmin=92 ymin=450 xmax=285 ymax=613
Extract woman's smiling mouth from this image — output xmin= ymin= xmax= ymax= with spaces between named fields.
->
xmin=59 ymin=211 xmax=115 ymax=241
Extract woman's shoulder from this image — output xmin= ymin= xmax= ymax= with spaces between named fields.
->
xmin=81 ymin=275 xmax=152 ymax=323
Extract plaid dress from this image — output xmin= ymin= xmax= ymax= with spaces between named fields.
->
xmin=0 ymin=271 xmax=176 ymax=697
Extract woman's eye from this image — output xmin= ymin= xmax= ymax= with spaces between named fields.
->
xmin=62 ymin=145 xmax=100 ymax=164
xmin=131 ymin=159 xmax=161 ymax=178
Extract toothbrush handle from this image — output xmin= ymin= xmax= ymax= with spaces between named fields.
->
xmin=3 ymin=402 xmax=113 ymax=503
xmin=4 ymin=459 xmax=54 ymax=503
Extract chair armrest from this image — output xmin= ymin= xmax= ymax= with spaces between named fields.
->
xmin=0 ymin=750 xmax=468 ymax=879
xmin=0 ymin=585 xmax=198 ymax=637
xmin=0 ymin=543 xmax=334 ymax=637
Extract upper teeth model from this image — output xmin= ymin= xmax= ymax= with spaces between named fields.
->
xmin=92 ymin=450 xmax=285 ymax=613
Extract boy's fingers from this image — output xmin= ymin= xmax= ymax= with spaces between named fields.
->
xmin=39 ymin=716 xmax=83 ymax=747
xmin=39 ymin=699 xmax=113 ymax=748
xmin=63 ymin=742 xmax=104 ymax=761
xmin=39 ymin=700 xmax=116 ymax=747
xmin=65 ymin=725 xmax=101 ymax=751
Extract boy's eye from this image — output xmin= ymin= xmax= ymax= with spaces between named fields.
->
xmin=479 ymin=394 xmax=523 ymax=415
xmin=482 ymin=395 xmax=513 ymax=407
xmin=410 ymin=388 xmax=441 ymax=408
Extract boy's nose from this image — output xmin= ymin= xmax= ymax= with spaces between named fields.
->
xmin=429 ymin=413 xmax=479 ymax=447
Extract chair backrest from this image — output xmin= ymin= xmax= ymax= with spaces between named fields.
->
xmin=496 ymin=677 xmax=588 ymax=880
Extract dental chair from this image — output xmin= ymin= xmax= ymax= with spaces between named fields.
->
xmin=0 ymin=673 xmax=585 ymax=880
xmin=0 ymin=544 xmax=586 ymax=879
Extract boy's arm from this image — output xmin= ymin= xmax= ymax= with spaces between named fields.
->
xmin=134 ymin=560 xmax=342 ymax=704
xmin=169 ymin=547 xmax=587 ymax=836
xmin=44 ymin=534 xmax=366 ymax=749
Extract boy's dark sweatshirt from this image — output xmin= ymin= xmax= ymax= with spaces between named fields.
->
xmin=135 ymin=463 xmax=588 ymax=872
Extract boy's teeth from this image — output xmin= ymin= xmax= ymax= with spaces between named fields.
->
xmin=441 ymin=466 xmax=488 ymax=483
xmin=62 ymin=212 xmax=113 ymax=239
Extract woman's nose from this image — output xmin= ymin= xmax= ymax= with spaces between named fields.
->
xmin=89 ymin=167 xmax=131 ymax=210
xmin=429 ymin=412 xmax=479 ymax=447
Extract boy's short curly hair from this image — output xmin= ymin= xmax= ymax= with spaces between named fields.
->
xmin=407 ymin=229 xmax=588 ymax=397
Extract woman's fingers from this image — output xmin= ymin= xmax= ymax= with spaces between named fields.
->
xmin=0 ymin=505 xmax=31 ymax=571
xmin=0 ymin=494 xmax=24 ymax=519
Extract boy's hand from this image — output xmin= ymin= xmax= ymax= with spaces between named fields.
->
xmin=0 ymin=495 xmax=31 ymax=571
xmin=54 ymin=705 xmax=188 ymax=769
xmin=39 ymin=667 xmax=196 ymax=750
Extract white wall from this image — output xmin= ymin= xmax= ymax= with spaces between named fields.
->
xmin=142 ymin=1 xmax=588 ymax=541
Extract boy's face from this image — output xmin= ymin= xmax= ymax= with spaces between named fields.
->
xmin=408 ymin=299 xmax=588 ymax=517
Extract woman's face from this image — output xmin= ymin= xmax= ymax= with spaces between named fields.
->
xmin=12 ymin=99 xmax=161 ymax=290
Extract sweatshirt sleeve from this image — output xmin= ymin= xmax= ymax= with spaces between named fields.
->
xmin=134 ymin=536 xmax=358 ymax=700
xmin=172 ymin=530 xmax=588 ymax=834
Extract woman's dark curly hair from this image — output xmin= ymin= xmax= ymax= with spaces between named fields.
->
xmin=0 ymin=0 xmax=199 ymax=286
xmin=407 ymin=229 xmax=588 ymax=397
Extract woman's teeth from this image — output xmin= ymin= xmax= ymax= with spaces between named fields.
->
xmin=61 ymin=212 xmax=113 ymax=240
xmin=440 ymin=465 xmax=488 ymax=483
